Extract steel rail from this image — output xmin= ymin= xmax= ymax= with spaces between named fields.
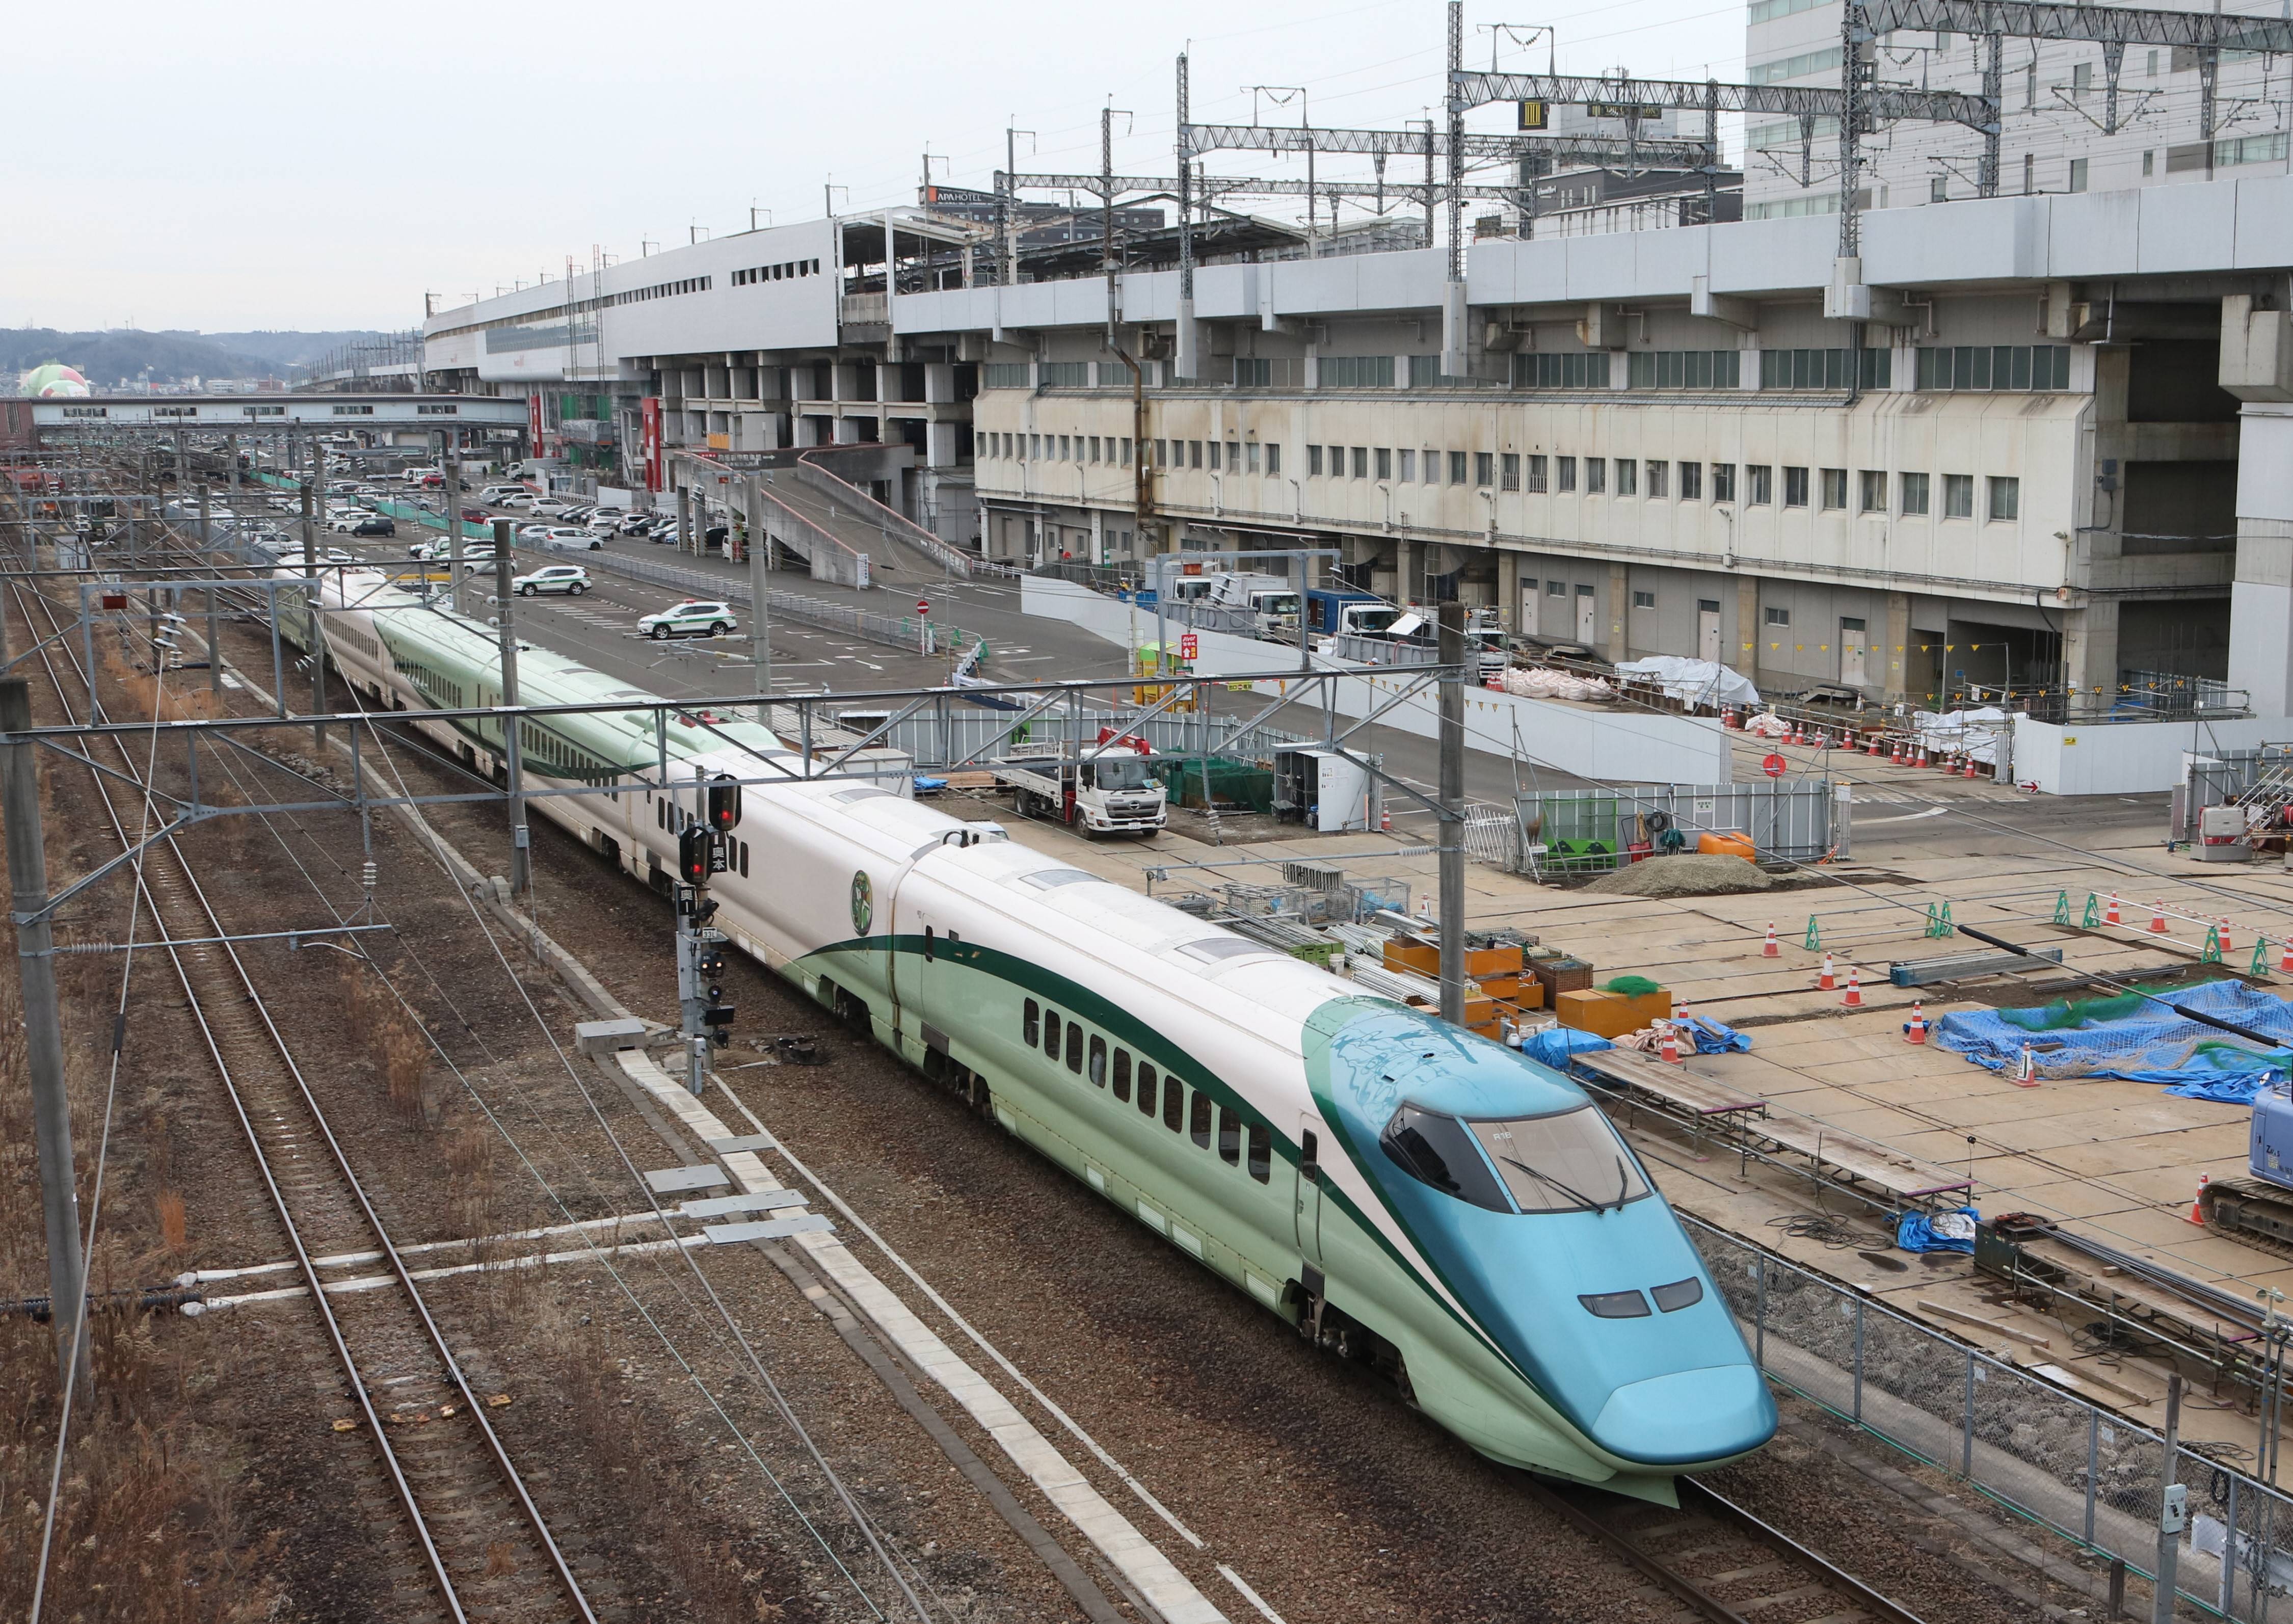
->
xmin=1511 ymin=1469 xmax=1929 ymax=1624
xmin=2 ymin=543 xmax=600 ymax=1624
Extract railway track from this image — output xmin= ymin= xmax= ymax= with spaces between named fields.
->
xmin=1516 ymin=1472 xmax=1928 ymax=1624
xmin=4 ymin=538 xmax=600 ymax=1624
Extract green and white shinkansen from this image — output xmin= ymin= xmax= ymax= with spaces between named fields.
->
xmin=294 ymin=566 xmax=1775 ymax=1502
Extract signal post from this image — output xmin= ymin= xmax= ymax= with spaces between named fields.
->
xmin=672 ymin=775 xmax=742 ymax=1095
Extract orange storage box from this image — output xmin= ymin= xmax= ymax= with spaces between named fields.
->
xmin=1555 ymin=987 xmax=1670 ymax=1039
xmin=1383 ymin=940 xmax=1526 ymax=980
xmin=1696 ymin=830 xmax=1756 ymax=860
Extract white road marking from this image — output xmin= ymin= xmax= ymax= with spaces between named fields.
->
xmin=1856 ymin=806 xmax=1950 ymax=825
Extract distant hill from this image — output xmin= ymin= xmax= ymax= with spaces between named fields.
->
xmin=1 ymin=328 xmax=394 ymax=389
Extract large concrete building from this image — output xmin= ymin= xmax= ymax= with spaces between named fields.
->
xmin=420 ymin=16 xmax=2293 ymax=722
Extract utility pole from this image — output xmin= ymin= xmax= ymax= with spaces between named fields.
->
xmin=2152 ymin=1373 xmax=2186 ymax=1624
xmin=745 ymin=474 xmax=773 ymax=726
xmin=490 ymin=520 xmax=531 ymax=896
xmin=299 ymin=481 xmax=326 ymax=750
xmin=198 ymin=481 xmax=221 ymax=697
xmin=0 ymin=677 xmax=93 ymax=1404
xmin=447 ymin=447 xmax=465 ymax=617
xmin=1437 ymin=599 xmax=1465 ymax=1026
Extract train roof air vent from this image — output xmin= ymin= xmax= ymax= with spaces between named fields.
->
xmin=1176 ymin=937 xmax=1272 ymax=964
xmin=1020 ymin=868 xmax=1103 ymax=890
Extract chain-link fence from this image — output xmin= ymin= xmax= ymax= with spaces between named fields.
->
xmin=1688 ymin=1214 xmax=2289 ymax=1619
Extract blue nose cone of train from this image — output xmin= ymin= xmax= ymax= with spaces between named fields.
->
xmin=1314 ymin=1004 xmax=1776 ymax=1470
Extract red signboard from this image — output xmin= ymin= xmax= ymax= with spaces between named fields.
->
xmin=916 ymin=598 xmax=930 ymax=616
xmin=526 ymin=392 xmax=545 ymax=454
xmin=1179 ymin=632 xmax=1199 ymax=660
xmin=639 ymin=397 xmax=663 ymax=492
xmin=1762 ymin=753 xmax=1787 ymax=779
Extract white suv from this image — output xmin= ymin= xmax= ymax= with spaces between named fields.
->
xmin=637 ymin=600 xmax=736 ymax=640
xmin=541 ymin=526 xmax=601 ymax=551
xmin=512 ymin=565 xmax=591 ymax=597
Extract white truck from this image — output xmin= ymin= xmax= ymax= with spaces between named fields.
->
xmin=993 ymin=752 xmax=1168 ymax=836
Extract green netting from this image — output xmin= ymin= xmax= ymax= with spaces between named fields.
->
xmin=1999 ymin=984 xmax=2183 ymax=1032
xmin=1151 ymin=755 xmax=1274 ymax=813
xmin=1601 ymin=975 xmax=1663 ymax=997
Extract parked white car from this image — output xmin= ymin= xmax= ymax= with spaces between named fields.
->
xmin=530 ymin=497 xmax=573 ymax=519
xmin=637 ymin=599 xmax=736 ymax=640
xmin=512 ymin=565 xmax=591 ymax=596
xmin=541 ymin=526 xmax=602 ymax=550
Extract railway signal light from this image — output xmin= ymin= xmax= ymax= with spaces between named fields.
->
xmin=707 ymin=774 xmax=741 ymax=832
xmin=678 ymin=826 xmax=713 ymax=886
xmin=696 ymin=947 xmax=726 ymax=978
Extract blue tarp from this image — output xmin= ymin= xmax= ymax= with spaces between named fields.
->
xmin=1898 ymin=1206 xmax=1979 ymax=1254
xmin=1932 ymin=978 xmax=2293 ymax=1105
xmin=1517 ymin=1016 xmax=1751 ymax=1072
xmin=1521 ymin=1027 xmax=1611 ymax=1070
xmin=1679 ymin=1015 xmax=1752 ymax=1055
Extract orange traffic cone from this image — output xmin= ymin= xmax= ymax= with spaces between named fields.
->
xmin=2221 ymin=918 xmax=2237 ymax=954
xmin=2105 ymin=892 xmax=2121 ymax=926
xmin=1659 ymin=1022 xmax=1681 ymax=1064
xmin=1904 ymin=1003 xmax=1928 ymax=1045
xmin=1380 ymin=805 xmax=1392 ymax=833
xmin=1818 ymin=951 xmax=1837 ymax=992
xmin=2281 ymin=937 xmax=2293 ymax=974
xmin=2150 ymin=901 xmax=2169 ymax=934
xmin=1962 ymin=755 xmax=1981 ymax=779
xmin=1842 ymin=965 xmax=1863 ymax=1007
xmin=1762 ymin=922 xmax=1779 ymax=958
xmin=2190 ymin=1173 xmax=2211 ymax=1226
xmin=2014 ymin=1044 xmax=2039 ymax=1087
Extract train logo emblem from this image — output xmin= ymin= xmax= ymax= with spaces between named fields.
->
xmin=850 ymin=870 xmax=873 ymax=935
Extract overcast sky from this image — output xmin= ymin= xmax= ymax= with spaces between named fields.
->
xmin=8 ymin=0 xmax=1749 ymax=335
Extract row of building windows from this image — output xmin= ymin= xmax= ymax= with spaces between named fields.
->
xmin=730 ymin=258 xmax=820 ymax=287
xmin=611 ymin=275 xmax=712 ymax=306
xmin=1021 ymin=998 xmax=1272 ymax=1182
xmin=984 ymin=432 xmax=2022 ymax=517
xmin=1626 ymin=350 xmax=1743 ymax=390
xmin=979 ymin=431 xmax=1138 ymax=465
xmin=984 ymin=342 xmax=2077 ymax=400
xmin=1913 ymin=345 xmax=2072 ymax=392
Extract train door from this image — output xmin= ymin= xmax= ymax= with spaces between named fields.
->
xmin=1293 ymin=1115 xmax=1325 ymax=1267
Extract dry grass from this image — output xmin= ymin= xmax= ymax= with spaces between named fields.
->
xmin=338 ymin=961 xmax=440 ymax=1131
xmin=0 ymin=1309 xmax=277 ymax=1622
xmin=154 ymin=1188 xmax=188 ymax=1256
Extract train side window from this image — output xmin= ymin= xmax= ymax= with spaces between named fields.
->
xmin=1023 ymin=999 xmax=1039 ymax=1047
xmin=1170 ymin=1083 xmax=1191 ymax=1137
xmin=656 ymin=801 xmax=665 ymax=829
xmin=1088 ymin=1035 xmax=1106 ymax=1087
xmin=1112 ymin=1050 xmax=1131 ymax=1102
xmin=1136 ymin=1063 xmax=1157 ymax=1117
xmin=1247 ymin=1122 xmax=1271 ymax=1182
xmin=1217 ymin=1106 xmax=1241 ymax=1165
xmin=1043 ymin=1010 xmax=1060 ymax=1058
xmin=1065 ymin=1024 xmax=1083 ymax=1074
xmin=738 ymin=841 xmax=749 ymax=877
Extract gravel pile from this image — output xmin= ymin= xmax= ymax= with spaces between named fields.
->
xmin=1582 ymin=853 xmax=1775 ymax=896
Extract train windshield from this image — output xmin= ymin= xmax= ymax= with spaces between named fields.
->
xmin=1469 ymin=1107 xmax=1651 ymax=1215
xmin=1378 ymin=1105 xmax=1510 ymax=1212
xmin=1092 ymin=756 xmax=1157 ymax=791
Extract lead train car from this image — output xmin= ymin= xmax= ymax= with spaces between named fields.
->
xmin=296 ymin=568 xmax=1776 ymax=1500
